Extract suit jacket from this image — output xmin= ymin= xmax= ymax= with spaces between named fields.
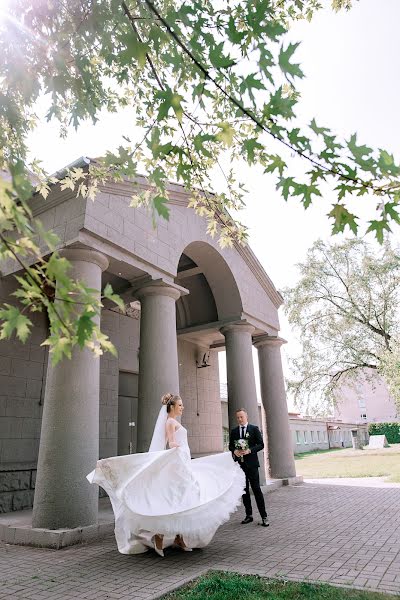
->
xmin=229 ymin=423 xmax=264 ymax=468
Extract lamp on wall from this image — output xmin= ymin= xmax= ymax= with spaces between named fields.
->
xmin=195 ymin=350 xmax=211 ymax=416
xmin=196 ymin=350 xmax=211 ymax=369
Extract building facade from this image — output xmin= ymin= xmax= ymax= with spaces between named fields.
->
xmin=333 ymin=369 xmax=399 ymax=424
xmin=0 ymin=160 xmax=296 ymax=525
xmin=288 ymin=414 xmax=369 ymax=454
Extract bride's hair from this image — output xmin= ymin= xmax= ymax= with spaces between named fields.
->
xmin=161 ymin=393 xmax=181 ymax=413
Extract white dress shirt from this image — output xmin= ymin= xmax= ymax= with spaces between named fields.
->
xmin=239 ymin=423 xmax=248 ymax=438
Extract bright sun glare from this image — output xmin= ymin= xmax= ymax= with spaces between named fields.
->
xmin=0 ymin=1 xmax=11 ymax=25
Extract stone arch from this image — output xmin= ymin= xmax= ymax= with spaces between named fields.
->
xmin=175 ymin=241 xmax=243 ymax=329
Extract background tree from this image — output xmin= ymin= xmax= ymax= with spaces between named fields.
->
xmin=379 ymin=340 xmax=400 ymax=412
xmin=283 ymin=239 xmax=400 ymax=414
xmin=1 ymin=0 xmax=400 ymax=361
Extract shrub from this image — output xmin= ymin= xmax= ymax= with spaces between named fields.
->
xmin=368 ymin=422 xmax=400 ymax=444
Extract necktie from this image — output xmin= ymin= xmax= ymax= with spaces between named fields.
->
xmin=241 ymin=426 xmax=245 ymax=439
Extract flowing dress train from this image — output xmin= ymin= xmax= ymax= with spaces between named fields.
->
xmin=87 ymin=425 xmax=245 ymax=554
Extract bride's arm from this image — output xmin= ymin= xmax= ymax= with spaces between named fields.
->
xmin=166 ymin=419 xmax=179 ymax=448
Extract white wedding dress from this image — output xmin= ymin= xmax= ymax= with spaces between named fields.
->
xmin=87 ymin=419 xmax=245 ymax=554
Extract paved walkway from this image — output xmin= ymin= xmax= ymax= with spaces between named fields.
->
xmin=1 ymin=481 xmax=400 ymax=599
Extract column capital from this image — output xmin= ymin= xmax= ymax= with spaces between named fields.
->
xmin=60 ymin=248 xmax=109 ymax=272
xmin=220 ymin=321 xmax=255 ymax=336
xmin=134 ymin=279 xmax=188 ymax=302
xmin=253 ymin=334 xmax=287 ymax=349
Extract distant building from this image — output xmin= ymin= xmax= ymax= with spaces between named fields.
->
xmin=220 ymin=384 xmax=368 ymax=457
xmin=333 ymin=369 xmax=398 ymax=424
xmin=288 ymin=413 xmax=368 ymax=454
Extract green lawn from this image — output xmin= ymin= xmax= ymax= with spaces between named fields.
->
xmin=162 ymin=572 xmax=397 ymax=600
xmin=294 ymin=444 xmax=400 ymax=482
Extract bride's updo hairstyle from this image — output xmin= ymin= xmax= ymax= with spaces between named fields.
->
xmin=161 ymin=393 xmax=181 ymax=414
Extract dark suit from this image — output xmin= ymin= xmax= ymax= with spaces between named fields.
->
xmin=229 ymin=424 xmax=267 ymax=519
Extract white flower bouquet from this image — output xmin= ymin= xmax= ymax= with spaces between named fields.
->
xmin=234 ymin=438 xmax=249 ymax=462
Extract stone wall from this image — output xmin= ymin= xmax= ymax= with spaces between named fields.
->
xmin=0 ymin=278 xmax=48 ymax=512
xmin=85 ymin=186 xmax=281 ymax=331
xmin=0 ymin=297 xmax=141 ymax=512
xmin=0 ymin=465 xmax=36 ymax=512
xmin=99 ymin=307 xmax=139 ymax=459
xmin=179 ymin=340 xmax=223 ymax=456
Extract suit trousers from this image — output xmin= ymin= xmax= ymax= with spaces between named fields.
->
xmin=241 ymin=463 xmax=267 ymax=519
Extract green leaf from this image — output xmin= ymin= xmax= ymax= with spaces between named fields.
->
xmin=264 ymin=20 xmax=286 ymax=41
xmin=288 ymin=128 xmax=311 ymax=151
xmin=9 ymin=160 xmax=33 ymax=201
xmin=242 ymin=73 xmax=265 ymax=92
xmin=0 ymin=304 xmax=32 ymax=342
xmin=156 ymin=89 xmax=184 ymax=123
xmin=366 ymin=220 xmax=392 ymax=244
xmin=328 ymin=204 xmax=358 ymax=234
xmin=153 ymin=195 xmax=170 ymax=220
xmin=46 ymin=253 xmax=71 ymax=286
xmin=378 ymin=150 xmax=400 ymax=177
xmin=291 ymin=182 xmax=322 ymax=208
xmin=193 ymin=133 xmax=216 ymax=157
xmin=209 ymin=43 xmax=235 ymax=69
xmin=265 ymin=155 xmax=286 ymax=176
xmin=103 ymin=283 xmax=125 ymax=311
xmin=77 ymin=311 xmax=96 ymax=348
xmin=277 ymin=177 xmax=296 ymax=200
xmin=383 ymin=202 xmax=400 ymax=224
xmin=278 ymin=42 xmax=304 ymax=81
xmin=227 ymin=17 xmax=246 ymax=43
xmin=347 ymin=134 xmax=375 ymax=173
xmin=119 ymin=33 xmax=149 ymax=68
xmin=264 ymin=87 xmax=296 ymax=120
xmin=216 ymin=122 xmax=235 ymax=147
xmin=46 ymin=336 xmax=72 ymax=365
xmin=309 ymin=118 xmax=330 ymax=137
xmin=243 ymin=138 xmax=263 ymax=164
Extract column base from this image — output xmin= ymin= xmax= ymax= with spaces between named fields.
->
xmin=0 ymin=498 xmax=114 ymax=549
xmin=260 ymin=476 xmax=303 ymax=494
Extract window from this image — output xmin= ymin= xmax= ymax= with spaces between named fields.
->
xmin=358 ymin=398 xmax=366 ymax=409
xmin=361 ymin=413 xmax=367 ymax=420
xmin=222 ymin=427 xmax=229 ymax=451
xmin=324 ymin=431 xmax=328 ymax=442
xmin=296 ymin=430 xmax=301 ymax=444
xmin=304 ymin=431 xmax=308 ymax=444
xmin=317 ymin=430 xmax=321 ymax=441
xmin=310 ymin=431 xmax=315 ymax=443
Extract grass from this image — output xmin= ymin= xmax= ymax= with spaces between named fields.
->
xmin=294 ymin=444 xmax=400 ymax=482
xmin=162 ymin=572 xmax=398 ymax=600
xmin=295 ymin=448 xmax=344 ymax=459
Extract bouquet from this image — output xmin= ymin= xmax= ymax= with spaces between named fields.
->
xmin=234 ymin=438 xmax=249 ymax=463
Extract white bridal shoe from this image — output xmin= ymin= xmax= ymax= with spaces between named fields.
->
xmin=174 ymin=535 xmax=193 ymax=552
xmin=153 ymin=535 xmax=164 ymax=557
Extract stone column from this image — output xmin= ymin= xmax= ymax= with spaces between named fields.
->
xmin=254 ymin=336 xmax=296 ymax=479
xmin=221 ymin=322 xmax=266 ymax=483
xmin=221 ymin=323 xmax=259 ymax=429
xmin=32 ymin=248 xmax=109 ymax=529
xmin=135 ymin=282 xmax=184 ymax=452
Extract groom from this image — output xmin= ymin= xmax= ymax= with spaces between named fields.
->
xmin=229 ymin=408 xmax=269 ymax=527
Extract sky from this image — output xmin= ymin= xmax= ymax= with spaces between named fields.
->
xmin=25 ymin=0 xmax=400 ymax=409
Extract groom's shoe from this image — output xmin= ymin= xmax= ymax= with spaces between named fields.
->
xmin=259 ymin=518 xmax=270 ymax=527
xmin=241 ymin=516 xmax=253 ymax=524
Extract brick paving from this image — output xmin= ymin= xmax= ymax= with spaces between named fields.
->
xmin=1 ymin=481 xmax=400 ymax=599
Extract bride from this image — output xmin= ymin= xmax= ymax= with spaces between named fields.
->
xmin=87 ymin=392 xmax=245 ymax=556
